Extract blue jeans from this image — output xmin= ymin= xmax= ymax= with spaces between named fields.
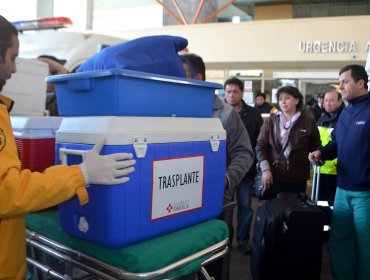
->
xmin=236 ymin=176 xmax=254 ymax=246
xmin=330 ymin=188 xmax=370 ymax=280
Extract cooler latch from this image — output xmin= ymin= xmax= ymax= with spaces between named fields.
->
xmin=210 ymin=135 xmax=220 ymax=152
xmin=78 ymin=216 xmax=89 ymax=233
xmin=133 ymin=137 xmax=147 ymax=158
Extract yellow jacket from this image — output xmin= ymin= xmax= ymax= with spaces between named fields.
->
xmin=0 ymin=104 xmax=88 ymax=279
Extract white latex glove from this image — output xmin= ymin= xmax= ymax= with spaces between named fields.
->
xmin=79 ymin=138 xmax=136 ymax=185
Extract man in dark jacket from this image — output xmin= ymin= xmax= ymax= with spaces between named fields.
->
xmin=316 ymin=89 xmax=345 ymax=206
xmin=309 ymin=64 xmax=370 ymax=280
xmin=307 ymin=96 xmax=325 ymax=122
xmin=255 ymin=92 xmax=271 ymax=114
xmin=224 ymin=77 xmax=264 ymax=255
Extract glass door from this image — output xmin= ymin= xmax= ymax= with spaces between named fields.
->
xmin=299 ymin=79 xmax=339 ymax=102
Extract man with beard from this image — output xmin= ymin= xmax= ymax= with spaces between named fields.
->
xmin=0 ymin=15 xmax=135 ymax=279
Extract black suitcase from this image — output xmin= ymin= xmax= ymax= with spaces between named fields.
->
xmin=250 ymin=192 xmax=324 ymax=280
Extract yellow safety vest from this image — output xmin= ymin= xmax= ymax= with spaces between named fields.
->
xmin=318 ymin=126 xmax=337 ymax=175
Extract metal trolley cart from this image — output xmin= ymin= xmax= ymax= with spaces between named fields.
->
xmin=26 ymin=210 xmax=229 ymax=280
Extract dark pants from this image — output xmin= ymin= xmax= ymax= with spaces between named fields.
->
xmin=236 ymin=176 xmax=254 ymax=247
xmin=202 ymin=202 xmax=235 ymax=280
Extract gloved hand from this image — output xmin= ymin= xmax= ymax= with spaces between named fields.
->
xmin=79 ymin=138 xmax=136 ymax=185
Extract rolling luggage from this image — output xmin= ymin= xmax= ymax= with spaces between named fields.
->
xmin=250 ymin=188 xmax=324 ymax=280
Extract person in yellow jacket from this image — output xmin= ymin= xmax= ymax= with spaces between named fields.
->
xmin=316 ymin=89 xmax=345 ymax=206
xmin=0 ymin=15 xmax=136 ymax=279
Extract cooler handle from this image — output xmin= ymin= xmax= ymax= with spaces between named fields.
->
xmin=59 ymin=148 xmax=88 ymax=165
xmin=68 ymin=79 xmax=92 ymax=92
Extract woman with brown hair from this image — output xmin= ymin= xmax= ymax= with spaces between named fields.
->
xmin=256 ymin=86 xmax=321 ymax=199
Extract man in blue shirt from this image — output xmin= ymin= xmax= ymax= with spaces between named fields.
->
xmin=309 ymin=64 xmax=370 ymax=280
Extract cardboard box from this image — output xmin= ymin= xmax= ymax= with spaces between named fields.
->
xmin=4 ymin=58 xmax=48 ymax=116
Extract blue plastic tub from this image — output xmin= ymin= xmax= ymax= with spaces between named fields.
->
xmin=47 ymin=69 xmax=222 ymax=117
xmin=56 ymin=116 xmax=226 ymax=248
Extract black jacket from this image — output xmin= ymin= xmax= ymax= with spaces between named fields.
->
xmin=317 ymin=103 xmax=345 ymax=128
xmin=254 ymin=102 xmax=271 ymax=114
xmin=238 ymin=100 xmax=264 ymax=177
xmin=311 ymin=104 xmax=325 ymax=122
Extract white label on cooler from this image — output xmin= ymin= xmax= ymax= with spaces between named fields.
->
xmin=151 ymin=155 xmax=204 ymax=221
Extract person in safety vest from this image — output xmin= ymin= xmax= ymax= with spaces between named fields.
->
xmin=0 ymin=15 xmax=136 ymax=279
xmin=316 ymin=89 xmax=345 ymax=206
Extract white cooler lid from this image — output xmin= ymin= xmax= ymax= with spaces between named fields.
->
xmin=56 ymin=117 xmax=226 ymax=145
xmin=11 ymin=116 xmax=63 ymax=139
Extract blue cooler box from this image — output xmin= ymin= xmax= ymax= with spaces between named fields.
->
xmin=56 ymin=117 xmax=226 ymax=248
xmin=47 ymin=69 xmax=222 ymax=117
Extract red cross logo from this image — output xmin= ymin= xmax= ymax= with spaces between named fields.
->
xmin=166 ymin=204 xmax=173 ymax=213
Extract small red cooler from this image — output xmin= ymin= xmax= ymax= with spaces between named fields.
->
xmin=10 ymin=116 xmax=63 ymax=172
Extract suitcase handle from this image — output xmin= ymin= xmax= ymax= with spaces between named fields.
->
xmin=311 ymin=165 xmax=320 ymax=204
xmin=59 ymin=148 xmax=88 ymax=165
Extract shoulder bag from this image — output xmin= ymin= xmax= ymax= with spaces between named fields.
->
xmin=253 ymin=138 xmax=291 ymax=200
